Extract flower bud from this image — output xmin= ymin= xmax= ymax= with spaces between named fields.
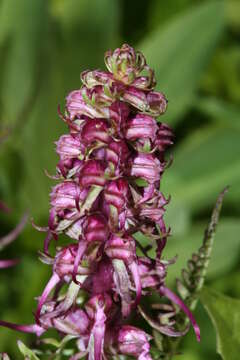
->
xmin=105 ymin=44 xmax=146 ymax=85
xmin=81 ymin=85 xmax=116 ymax=108
xmin=81 ymin=70 xmax=114 ymax=88
xmin=146 ymin=91 xmax=168 ymax=116
xmin=132 ymin=67 xmax=156 ymax=91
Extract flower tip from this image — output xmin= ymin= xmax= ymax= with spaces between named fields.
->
xmin=195 ymin=325 xmax=201 ymax=342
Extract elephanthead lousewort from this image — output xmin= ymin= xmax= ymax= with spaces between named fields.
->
xmin=0 ymin=44 xmax=200 ymax=360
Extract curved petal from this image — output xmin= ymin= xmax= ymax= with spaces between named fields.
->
xmin=138 ymin=305 xmax=189 ymax=338
xmin=159 ymin=286 xmax=200 ymax=341
xmin=0 ymin=213 xmax=28 ymax=250
xmin=72 ymin=240 xmax=87 ymax=284
xmin=35 ymin=273 xmax=60 ymax=324
xmin=0 ymin=259 xmax=19 ymax=268
xmin=88 ymin=306 xmax=106 ymax=360
xmin=43 ymin=231 xmax=53 ymax=254
xmin=129 ymin=261 xmax=142 ymax=307
xmin=112 ymin=259 xmax=132 ymax=317
xmin=0 ymin=320 xmax=45 ymax=337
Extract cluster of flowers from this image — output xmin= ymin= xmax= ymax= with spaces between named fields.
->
xmin=0 ymin=44 xmax=199 ymax=359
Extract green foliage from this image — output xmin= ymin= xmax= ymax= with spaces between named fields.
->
xmin=140 ymin=1 xmax=225 ymax=125
xmin=200 ymin=287 xmax=240 ymax=360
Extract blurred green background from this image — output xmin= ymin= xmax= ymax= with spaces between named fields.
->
xmin=0 ymin=0 xmax=240 ymax=358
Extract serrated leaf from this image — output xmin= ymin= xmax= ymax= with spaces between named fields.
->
xmin=140 ymin=1 xmax=225 ymax=125
xmin=200 ymin=287 xmax=240 ymax=360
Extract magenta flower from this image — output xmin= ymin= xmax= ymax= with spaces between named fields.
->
xmin=0 ymin=44 xmax=200 ymax=359
xmin=114 ymin=325 xmax=152 ymax=360
xmin=125 ymin=114 xmax=158 ymax=142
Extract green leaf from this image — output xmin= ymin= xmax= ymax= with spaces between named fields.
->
xmin=200 ymin=287 xmax=240 ymax=360
xmin=0 ymin=0 xmax=48 ymax=126
xmin=140 ymin=1 xmax=225 ymax=125
xmin=162 ymin=125 xmax=240 ymax=226
xmin=196 ymin=96 xmax=240 ymax=130
xmin=13 ymin=0 xmax=120 ymax=218
xmin=17 ymin=340 xmax=40 ymax=360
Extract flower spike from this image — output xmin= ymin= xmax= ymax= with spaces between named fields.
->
xmin=0 ymin=44 xmax=203 ymax=360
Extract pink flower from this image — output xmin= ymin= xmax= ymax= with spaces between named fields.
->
xmin=81 ymin=119 xmax=110 ymax=145
xmin=50 ymin=181 xmax=81 ymax=211
xmin=0 ymin=44 xmax=201 ymax=360
xmin=155 ymin=123 xmax=174 ymax=153
xmin=123 ymin=87 xmax=167 ymax=116
xmin=125 ymin=114 xmax=158 ymax=141
xmin=131 ymin=153 xmax=163 ymax=184
xmin=79 ymin=160 xmax=106 ymax=188
xmin=81 ymin=70 xmax=114 ymax=89
xmin=115 ymin=325 xmax=153 ymax=360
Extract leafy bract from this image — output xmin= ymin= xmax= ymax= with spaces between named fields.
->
xmin=200 ymin=287 xmax=240 ymax=360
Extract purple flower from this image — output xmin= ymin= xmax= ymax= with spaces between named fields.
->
xmin=131 ymin=153 xmax=163 ymax=184
xmin=123 ymin=87 xmax=167 ymax=116
xmin=103 ymin=179 xmax=130 ymax=230
xmin=56 ymin=134 xmax=83 ymax=159
xmin=0 ymin=44 xmax=200 ymax=359
xmin=81 ymin=70 xmax=114 ymax=89
xmin=79 ymin=160 xmax=106 ymax=188
xmin=155 ymin=122 xmax=174 ymax=153
xmin=50 ymin=181 xmax=81 ymax=211
xmin=139 ymin=192 xmax=169 ymax=223
xmin=104 ymin=44 xmax=155 ymax=91
xmin=82 ymin=214 xmax=108 ymax=243
xmin=105 ymin=140 xmax=130 ymax=173
xmin=81 ymin=119 xmax=110 ymax=145
xmin=125 ymin=114 xmax=158 ymax=141
xmin=53 ymin=244 xmax=90 ymax=278
xmin=114 ymin=325 xmax=153 ymax=360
